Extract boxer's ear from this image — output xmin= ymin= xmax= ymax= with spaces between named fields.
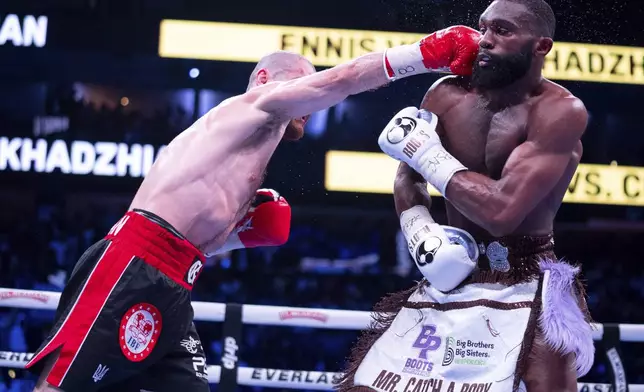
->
xmin=256 ymin=69 xmax=269 ymax=85
xmin=535 ymin=37 xmax=553 ymax=57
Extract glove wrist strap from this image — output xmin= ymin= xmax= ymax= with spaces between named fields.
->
xmin=414 ymin=145 xmax=467 ymax=196
xmin=384 ymin=44 xmax=428 ymax=81
xmin=399 ymin=206 xmax=442 ymax=264
xmin=400 ymin=205 xmax=437 ymax=238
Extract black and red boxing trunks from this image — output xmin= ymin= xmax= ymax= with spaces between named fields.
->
xmin=26 ymin=209 xmax=210 ymax=392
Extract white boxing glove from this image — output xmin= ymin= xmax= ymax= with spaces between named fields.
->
xmin=400 ymin=205 xmax=477 ymax=292
xmin=378 ymin=107 xmax=467 ymax=196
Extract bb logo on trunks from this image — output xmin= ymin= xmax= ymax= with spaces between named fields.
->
xmin=402 ymin=325 xmax=441 ymax=377
xmin=386 ymin=116 xmax=416 ymax=144
xmin=185 ymin=258 xmax=203 ymax=286
xmin=119 ymin=303 xmax=162 ymax=362
xmin=415 ymin=236 xmax=442 ymax=266
xmin=441 ymin=336 xmax=495 ymax=367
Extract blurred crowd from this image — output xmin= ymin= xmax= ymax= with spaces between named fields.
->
xmin=0 ymin=195 xmax=643 ymax=391
xmin=0 ymin=86 xmax=642 ymax=391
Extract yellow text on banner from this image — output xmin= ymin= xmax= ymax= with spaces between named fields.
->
xmin=158 ymin=20 xmax=644 ymax=85
xmin=324 ymin=151 xmax=644 ymax=207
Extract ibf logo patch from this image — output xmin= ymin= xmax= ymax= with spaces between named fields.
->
xmin=119 ymin=303 xmax=162 ymax=362
xmin=185 ymin=258 xmax=203 ymax=286
xmin=412 ymin=325 xmax=442 ymax=359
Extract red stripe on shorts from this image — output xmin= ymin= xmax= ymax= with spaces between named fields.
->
xmin=27 ymin=243 xmax=134 ymax=387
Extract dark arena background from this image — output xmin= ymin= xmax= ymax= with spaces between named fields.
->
xmin=0 ymin=0 xmax=643 ymax=391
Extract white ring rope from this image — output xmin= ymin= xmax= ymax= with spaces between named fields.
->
xmin=1 ymin=287 xmax=643 ymax=391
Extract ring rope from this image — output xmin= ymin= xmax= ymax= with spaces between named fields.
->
xmin=1 ymin=288 xmax=643 ymax=391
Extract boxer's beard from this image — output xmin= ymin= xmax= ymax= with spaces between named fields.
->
xmin=283 ymin=117 xmax=307 ymax=141
xmin=471 ymin=43 xmax=533 ymax=90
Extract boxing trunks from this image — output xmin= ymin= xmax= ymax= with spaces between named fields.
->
xmin=26 ymin=209 xmax=209 ymax=392
xmin=338 ymin=234 xmax=595 ymax=392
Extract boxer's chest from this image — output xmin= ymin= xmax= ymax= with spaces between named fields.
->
xmin=440 ymin=97 xmax=529 ymax=179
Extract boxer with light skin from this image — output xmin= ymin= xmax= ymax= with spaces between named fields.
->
xmin=28 ymin=26 xmax=481 ymax=392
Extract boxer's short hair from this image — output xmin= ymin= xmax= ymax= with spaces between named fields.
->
xmin=504 ymin=0 xmax=556 ymax=38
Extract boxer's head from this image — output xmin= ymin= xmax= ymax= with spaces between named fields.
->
xmin=248 ymin=51 xmax=316 ymax=140
xmin=472 ymin=0 xmax=555 ymax=90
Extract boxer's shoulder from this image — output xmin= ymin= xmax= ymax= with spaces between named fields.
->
xmin=420 ymin=75 xmax=468 ymax=115
xmin=428 ymin=75 xmax=470 ymax=94
xmin=526 ymin=81 xmax=588 ymax=143
xmin=533 ymin=81 xmax=586 ymax=122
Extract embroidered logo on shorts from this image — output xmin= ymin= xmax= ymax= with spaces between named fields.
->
xmin=119 ymin=303 xmax=162 ymax=362
xmin=442 ymin=337 xmax=455 ymax=366
xmin=185 ymin=258 xmax=203 ymax=286
xmin=412 ymin=325 xmax=442 ymax=359
xmin=92 ymin=364 xmax=109 ymax=383
xmin=180 ymin=336 xmax=202 ymax=354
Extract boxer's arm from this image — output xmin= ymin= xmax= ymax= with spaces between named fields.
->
xmin=255 ymin=52 xmax=389 ymax=120
xmin=257 ymin=26 xmax=480 ymax=120
xmin=444 ymin=97 xmax=587 ymax=236
xmin=394 ymin=162 xmax=433 ymax=218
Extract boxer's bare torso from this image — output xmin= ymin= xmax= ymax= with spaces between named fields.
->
xmin=127 ymin=51 xmax=389 ymax=255
xmin=129 ymin=86 xmax=290 ymax=254
xmin=421 ymin=75 xmax=583 ymax=239
xmin=407 ymin=75 xmax=588 ymax=391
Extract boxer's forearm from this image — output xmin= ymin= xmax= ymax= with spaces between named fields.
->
xmin=394 ymin=164 xmax=432 ymax=217
xmin=444 ymin=171 xmax=521 ymax=237
xmin=256 ymin=52 xmax=389 ymax=120
xmin=341 ymin=52 xmax=391 ymax=95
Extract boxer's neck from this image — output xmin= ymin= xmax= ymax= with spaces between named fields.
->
xmin=475 ymin=67 xmax=543 ymax=110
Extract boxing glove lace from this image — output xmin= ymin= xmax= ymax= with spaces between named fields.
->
xmin=384 ymin=25 xmax=481 ymax=81
xmin=208 ymin=188 xmax=291 ymax=255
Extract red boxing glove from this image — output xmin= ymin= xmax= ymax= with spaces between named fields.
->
xmin=210 ymin=189 xmax=291 ymax=255
xmin=384 ymin=25 xmax=481 ymax=81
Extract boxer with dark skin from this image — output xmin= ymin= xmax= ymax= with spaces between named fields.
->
xmin=394 ymin=0 xmax=587 ymax=390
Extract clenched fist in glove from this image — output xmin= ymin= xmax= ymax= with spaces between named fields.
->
xmin=379 ymin=107 xmax=468 ymax=196
xmin=208 ymin=188 xmax=291 ymax=255
xmin=384 ymin=25 xmax=480 ymax=81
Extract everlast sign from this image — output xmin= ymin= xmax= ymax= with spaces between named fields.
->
xmin=250 ymin=368 xmax=340 ymax=386
xmin=0 ymin=14 xmax=48 ymax=47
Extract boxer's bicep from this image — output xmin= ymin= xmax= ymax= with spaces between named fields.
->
xmin=498 ymin=98 xmax=588 ymax=214
xmin=445 ymin=98 xmax=586 ymax=236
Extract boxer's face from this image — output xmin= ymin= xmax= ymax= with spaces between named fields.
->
xmin=471 ymin=41 xmax=533 ymax=89
xmin=472 ymin=1 xmax=542 ymax=89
